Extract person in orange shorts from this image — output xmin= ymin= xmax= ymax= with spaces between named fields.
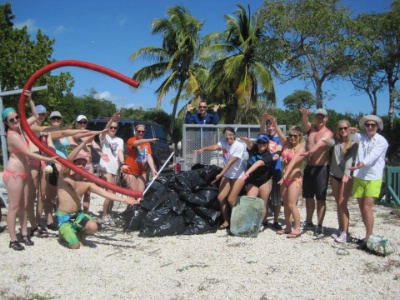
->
xmin=123 ymin=124 xmax=158 ymax=198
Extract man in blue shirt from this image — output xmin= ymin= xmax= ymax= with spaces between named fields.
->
xmin=185 ymin=101 xmax=220 ymax=125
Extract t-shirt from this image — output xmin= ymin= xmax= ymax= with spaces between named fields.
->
xmin=99 ymin=134 xmax=124 ymax=175
xmin=125 ymin=137 xmax=152 ymax=176
xmin=268 ymin=134 xmax=282 ymax=171
xmin=185 ymin=111 xmax=219 ymax=124
xmin=217 ymin=139 xmax=246 ymax=179
xmin=246 ymin=145 xmax=274 ymax=183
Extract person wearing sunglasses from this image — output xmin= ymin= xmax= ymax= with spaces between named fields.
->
xmin=185 ymin=101 xmax=220 ymax=125
xmin=98 ymin=112 xmax=125 ymax=225
xmin=51 ymin=134 xmax=138 ymax=249
xmin=348 ymin=115 xmax=388 ymax=245
xmin=267 ymin=115 xmax=306 ymax=238
xmin=324 ymin=120 xmax=358 ymax=243
xmin=233 ymin=134 xmax=276 ymax=231
xmin=122 ymin=124 xmax=158 ymax=197
xmin=194 ymin=127 xmax=246 ymax=229
xmin=299 ymin=107 xmax=333 ymax=238
xmin=2 ymin=90 xmax=57 ymax=251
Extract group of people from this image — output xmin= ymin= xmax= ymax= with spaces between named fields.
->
xmin=2 ymin=94 xmax=389 ymax=251
xmin=193 ymin=106 xmax=388 ymax=245
xmin=2 ymin=91 xmax=153 ymax=250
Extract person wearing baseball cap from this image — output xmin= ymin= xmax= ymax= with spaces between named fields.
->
xmin=348 ymin=115 xmax=388 ymax=244
xmin=299 ymin=107 xmax=334 ymax=237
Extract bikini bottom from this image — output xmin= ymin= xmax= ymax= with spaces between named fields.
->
xmin=3 ymin=169 xmax=28 ymax=182
xmin=283 ymin=176 xmax=302 ymax=188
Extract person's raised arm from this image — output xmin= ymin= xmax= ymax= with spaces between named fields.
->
xmin=50 ymin=129 xmax=89 ymax=140
xmin=25 ymin=90 xmax=39 ymax=126
xmin=211 ymin=104 xmax=220 ymax=124
xmin=100 ymin=112 xmax=119 ymax=141
xmin=185 ymin=103 xmax=194 ymax=124
xmin=194 ymin=143 xmax=221 ymax=153
xmin=266 ymin=114 xmax=287 ymax=147
xmin=301 ymin=130 xmax=333 ymax=157
xmin=260 ymin=113 xmax=268 ymax=134
xmin=299 ymin=108 xmax=312 ymax=133
xmin=239 ymin=137 xmax=254 ymax=151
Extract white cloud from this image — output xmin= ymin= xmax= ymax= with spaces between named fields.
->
xmin=94 ymin=91 xmax=112 ymax=100
xmin=54 ymin=25 xmax=66 ymax=34
xmin=14 ymin=19 xmax=39 ymax=33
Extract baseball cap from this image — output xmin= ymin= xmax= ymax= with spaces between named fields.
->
xmin=76 ymin=115 xmax=87 ymax=122
xmin=36 ymin=105 xmax=47 ymax=114
xmin=315 ymin=108 xmax=328 ymax=116
xmin=256 ymin=134 xmax=269 ymax=143
xmin=49 ymin=111 xmax=62 ymax=119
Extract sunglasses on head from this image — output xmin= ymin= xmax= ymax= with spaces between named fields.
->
xmin=109 ymin=126 xmax=118 ymax=130
xmin=7 ymin=115 xmax=20 ymax=123
xmin=50 ymin=117 xmax=62 ymax=121
xmin=365 ymin=123 xmax=377 ymax=128
xmin=339 ymin=126 xmax=348 ymax=131
xmin=77 ymin=121 xmax=87 ymax=125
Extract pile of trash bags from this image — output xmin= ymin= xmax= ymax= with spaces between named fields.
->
xmin=122 ymin=164 xmax=223 ymax=237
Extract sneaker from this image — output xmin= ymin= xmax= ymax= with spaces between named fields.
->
xmin=334 ymin=232 xmax=349 ymax=243
xmin=313 ymin=225 xmax=324 ymax=238
xmin=331 ymin=228 xmax=341 ymax=239
xmin=300 ymin=221 xmax=314 ymax=230
xmin=99 ymin=215 xmax=115 ymax=226
xmin=272 ymin=222 xmax=283 ymax=230
xmin=259 ymin=225 xmax=265 ymax=232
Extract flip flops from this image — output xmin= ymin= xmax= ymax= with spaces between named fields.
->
xmin=287 ymin=232 xmax=303 ymax=238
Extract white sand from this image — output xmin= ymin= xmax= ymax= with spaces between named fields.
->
xmin=0 ymin=173 xmax=399 ymax=300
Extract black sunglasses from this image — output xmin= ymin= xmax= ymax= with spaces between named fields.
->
xmin=199 ymin=106 xmax=207 ymax=108
xmin=77 ymin=121 xmax=87 ymax=125
xmin=365 ymin=123 xmax=377 ymax=128
xmin=136 ymin=130 xmax=145 ymax=133
xmin=50 ymin=117 xmax=62 ymax=121
xmin=289 ymin=134 xmax=298 ymax=138
xmin=109 ymin=126 xmax=118 ymax=130
xmin=7 ymin=115 xmax=20 ymax=123
xmin=339 ymin=127 xmax=348 ymax=131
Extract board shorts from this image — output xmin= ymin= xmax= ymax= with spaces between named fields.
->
xmin=302 ymin=165 xmax=330 ymax=201
xmin=352 ymin=177 xmax=382 ymax=199
xmin=56 ymin=210 xmax=93 ymax=247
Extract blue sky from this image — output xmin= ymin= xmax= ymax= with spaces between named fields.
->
xmin=6 ymin=0 xmax=393 ymax=116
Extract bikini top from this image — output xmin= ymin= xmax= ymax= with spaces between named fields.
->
xmin=8 ymin=130 xmax=29 ymax=154
xmin=281 ymin=150 xmax=295 ymax=163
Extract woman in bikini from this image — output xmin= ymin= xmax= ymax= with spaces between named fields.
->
xmin=326 ymin=120 xmax=358 ymax=243
xmin=3 ymin=90 xmax=57 ymax=251
xmin=267 ymin=115 xmax=305 ymax=238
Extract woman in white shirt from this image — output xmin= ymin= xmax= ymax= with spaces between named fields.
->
xmin=195 ymin=127 xmax=246 ymax=229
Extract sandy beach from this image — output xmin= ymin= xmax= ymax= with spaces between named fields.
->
xmin=0 ymin=172 xmax=399 ymax=300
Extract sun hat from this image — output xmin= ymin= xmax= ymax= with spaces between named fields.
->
xmin=76 ymin=115 xmax=88 ymax=122
xmin=2 ymin=107 xmax=16 ymax=120
xmin=359 ymin=115 xmax=383 ymax=131
xmin=315 ymin=108 xmax=328 ymax=116
xmin=256 ymin=134 xmax=270 ymax=143
xmin=49 ymin=111 xmax=62 ymax=119
xmin=35 ymin=105 xmax=47 ymax=114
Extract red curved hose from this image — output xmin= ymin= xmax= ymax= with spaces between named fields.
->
xmin=18 ymin=60 xmax=142 ymax=198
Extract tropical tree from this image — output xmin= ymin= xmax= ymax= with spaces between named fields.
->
xmin=258 ymin=0 xmax=356 ymax=109
xmin=203 ymin=4 xmax=277 ymax=123
xmin=0 ymin=3 xmax=74 ymax=107
xmin=129 ymin=5 xmax=203 ymax=137
xmin=283 ymin=90 xmax=316 ymax=111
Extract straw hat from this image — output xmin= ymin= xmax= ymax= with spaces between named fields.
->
xmin=359 ymin=115 xmax=383 ymax=131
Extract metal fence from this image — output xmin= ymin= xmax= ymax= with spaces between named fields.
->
xmin=180 ymin=124 xmax=286 ymax=171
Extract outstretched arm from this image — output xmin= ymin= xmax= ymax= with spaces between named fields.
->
xmin=266 ymin=114 xmax=287 ymax=147
xmin=299 ymin=108 xmax=312 ymax=133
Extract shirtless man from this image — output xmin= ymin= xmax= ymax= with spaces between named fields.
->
xmin=300 ymin=108 xmax=333 ymax=237
xmin=55 ymin=135 xmax=139 ymax=249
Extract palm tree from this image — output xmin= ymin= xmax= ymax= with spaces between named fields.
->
xmin=129 ymin=5 xmax=203 ymax=137
xmin=203 ymin=4 xmax=278 ymax=123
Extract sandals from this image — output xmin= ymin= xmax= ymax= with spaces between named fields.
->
xmin=31 ymin=226 xmax=49 ymax=238
xmin=287 ymin=232 xmax=303 ymax=239
xmin=276 ymin=229 xmax=291 ymax=235
xmin=19 ymin=235 xmax=34 ymax=246
xmin=9 ymin=240 xmax=25 ymax=251
xmin=47 ymin=223 xmax=58 ymax=231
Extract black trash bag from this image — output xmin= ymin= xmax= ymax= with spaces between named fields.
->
xmin=122 ymin=204 xmax=147 ymax=232
xmin=48 ymin=163 xmax=59 ymax=186
xmin=180 ymin=187 xmax=219 ymax=207
xmin=167 ymin=170 xmax=207 ymax=192
xmin=182 ymin=208 xmax=218 ymax=235
xmin=164 ymin=189 xmax=188 ymax=215
xmin=140 ymin=181 xmax=169 ymax=212
xmin=139 ymin=207 xmax=187 ymax=237
xmin=193 ymin=206 xmax=221 ymax=226
xmin=193 ymin=164 xmax=223 ymax=185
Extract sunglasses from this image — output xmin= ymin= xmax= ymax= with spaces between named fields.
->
xmin=339 ymin=127 xmax=348 ymax=131
xmin=288 ymin=134 xmax=298 ymax=138
xmin=7 ymin=115 xmax=20 ymax=123
xmin=199 ymin=106 xmax=207 ymax=108
xmin=109 ymin=126 xmax=118 ymax=130
xmin=224 ymin=133 xmax=234 ymax=137
xmin=365 ymin=123 xmax=377 ymax=128
xmin=50 ymin=117 xmax=62 ymax=121
xmin=136 ymin=130 xmax=145 ymax=133
xmin=77 ymin=121 xmax=87 ymax=125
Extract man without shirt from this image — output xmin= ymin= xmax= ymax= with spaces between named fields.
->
xmin=54 ymin=134 xmax=139 ymax=249
xmin=299 ymin=108 xmax=333 ymax=237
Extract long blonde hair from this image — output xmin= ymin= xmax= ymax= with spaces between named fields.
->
xmin=335 ymin=120 xmax=352 ymax=156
